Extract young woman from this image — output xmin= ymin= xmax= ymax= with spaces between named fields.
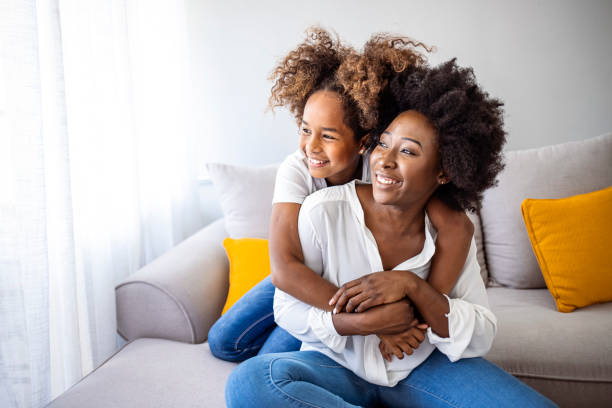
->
xmin=208 ymin=28 xmax=474 ymax=362
xmin=225 ymin=59 xmax=557 ymax=407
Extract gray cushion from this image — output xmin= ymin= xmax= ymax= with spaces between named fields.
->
xmin=467 ymin=211 xmax=488 ymax=285
xmin=46 ymin=339 xmax=236 ymax=408
xmin=486 ymin=287 xmax=612 ymax=385
xmin=480 ymin=133 xmax=612 ymax=288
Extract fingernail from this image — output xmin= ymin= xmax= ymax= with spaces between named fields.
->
xmin=329 ymin=299 xmax=333 ymax=305
xmin=333 ymin=308 xmax=337 ymax=314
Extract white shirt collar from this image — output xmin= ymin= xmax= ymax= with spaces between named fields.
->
xmin=347 ymin=180 xmax=436 ymax=271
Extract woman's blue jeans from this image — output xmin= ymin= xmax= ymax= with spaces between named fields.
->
xmin=226 ymin=350 xmax=558 ymax=408
xmin=208 ymin=276 xmax=301 ymax=362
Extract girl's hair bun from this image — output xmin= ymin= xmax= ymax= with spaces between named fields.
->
xmin=338 ymin=34 xmax=432 ymax=130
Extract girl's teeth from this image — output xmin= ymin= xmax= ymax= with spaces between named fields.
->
xmin=309 ymin=158 xmax=326 ymax=165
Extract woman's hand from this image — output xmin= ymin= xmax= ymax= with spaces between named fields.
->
xmin=329 ymin=270 xmax=414 ymax=313
xmin=333 ymin=298 xmax=416 ymax=336
xmin=378 ymin=320 xmax=429 ymax=362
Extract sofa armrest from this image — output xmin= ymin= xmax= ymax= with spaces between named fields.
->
xmin=116 ymin=218 xmax=229 ymax=344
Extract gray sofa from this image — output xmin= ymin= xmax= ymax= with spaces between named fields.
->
xmin=48 ymin=134 xmax=612 ymax=408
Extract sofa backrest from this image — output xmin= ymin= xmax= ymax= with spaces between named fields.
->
xmin=480 ymin=133 xmax=612 ymax=288
xmin=207 ymin=161 xmax=490 ymax=285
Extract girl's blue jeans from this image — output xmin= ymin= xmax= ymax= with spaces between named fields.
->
xmin=225 ymin=349 xmax=558 ymax=408
xmin=208 ymin=276 xmax=301 ymax=362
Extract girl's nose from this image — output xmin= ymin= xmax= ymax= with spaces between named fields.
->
xmin=306 ymin=135 xmax=322 ymax=153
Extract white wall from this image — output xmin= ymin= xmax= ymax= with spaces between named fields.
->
xmin=185 ymin=0 xmax=612 ymax=223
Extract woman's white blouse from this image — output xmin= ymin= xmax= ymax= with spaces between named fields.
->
xmin=273 ymin=181 xmax=498 ymax=387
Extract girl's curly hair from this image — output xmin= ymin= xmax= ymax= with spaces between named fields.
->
xmin=374 ymin=59 xmax=507 ymax=212
xmin=338 ymin=33 xmax=431 ymax=132
xmin=269 ymin=27 xmax=430 ymax=140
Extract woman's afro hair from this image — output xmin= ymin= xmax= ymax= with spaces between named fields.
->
xmin=374 ymin=59 xmax=507 ymax=212
xmin=268 ymin=27 xmax=431 ymax=140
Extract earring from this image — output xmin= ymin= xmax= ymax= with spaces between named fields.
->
xmin=359 ymin=148 xmax=365 ymax=155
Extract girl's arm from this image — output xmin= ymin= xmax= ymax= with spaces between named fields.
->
xmin=329 ymin=197 xmax=473 ymax=312
xmin=403 ymin=247 xmax=497 ymax=361
xmin=269 ymin=202 xmax=338 ymax=311
xmin=425 ymin=196 xmax=474 ymax=295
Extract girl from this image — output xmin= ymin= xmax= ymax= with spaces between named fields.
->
xmin=226 ymin=58 xmax=556 ymax=408
xmin=208 ymin=27 xmax=474 ymax=362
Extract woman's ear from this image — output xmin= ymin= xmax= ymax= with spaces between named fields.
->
xmin=437 ymin=171 xmax=450 ymax=185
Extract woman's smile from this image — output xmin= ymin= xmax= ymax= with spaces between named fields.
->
xmin=375 ymin=172 xmax=402 ymax=186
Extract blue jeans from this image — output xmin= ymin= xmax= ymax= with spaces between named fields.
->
xmin=226 ymin=350 xmax=558 ymax=408
xmin=208 ymin=276 xmax=301 ymax=362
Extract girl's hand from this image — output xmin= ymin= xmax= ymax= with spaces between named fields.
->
xmin=329 ymin=270 xmax=414 ymax=313
xmin=377 ymin=320 xmax=429 ymax=362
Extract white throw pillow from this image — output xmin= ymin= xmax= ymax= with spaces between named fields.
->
xmin=206 ymin=163 xmax=279 ymax=239
xmin=480 ymin=133 xmax=612 ymax=289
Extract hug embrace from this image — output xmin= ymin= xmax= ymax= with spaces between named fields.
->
xmin=208 ymin=27 xmax=558 ymax=407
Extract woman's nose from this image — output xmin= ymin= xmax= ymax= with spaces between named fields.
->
xmin=376 ymin=149 xmax=397 ymax=169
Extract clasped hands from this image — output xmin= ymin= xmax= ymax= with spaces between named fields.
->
xmin=329 ymin=270 xmax=428 ymax=362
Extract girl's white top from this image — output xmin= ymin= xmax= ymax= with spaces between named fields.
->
xmin=273 ymin=180 xmax=498 ymax=387
xmin=272 ymin=149 xmax=370 ymax=204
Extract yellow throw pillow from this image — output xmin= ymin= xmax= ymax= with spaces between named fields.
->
xmin=521 ymin=185 xmax=612 ymax=312
xmin=221 ymin=238 xmax=271 ymax=314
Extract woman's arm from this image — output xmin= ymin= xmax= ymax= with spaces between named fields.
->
xmin=269 ymin=202 xmax=338 ymax=311
xmin=275 ymin=287 xmax=415 ymax=347
xmin=331 ymin=300 xmax=415 ymax=336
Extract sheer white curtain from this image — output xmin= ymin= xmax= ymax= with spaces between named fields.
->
xmin=0 ymin=1 xmax=204 ymax=407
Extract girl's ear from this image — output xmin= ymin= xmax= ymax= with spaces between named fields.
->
xmin=358 ymin=133 xmax=371 ymax=155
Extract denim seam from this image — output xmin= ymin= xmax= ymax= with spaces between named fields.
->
xmin=268 ymin=356 xmax=345 ymax=408
xmin=401 ymin=383 xmax=461 ymax=408
xmin=234 ymin=311 xmax=274 ymax=350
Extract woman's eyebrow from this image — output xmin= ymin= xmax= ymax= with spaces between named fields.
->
xmin=401 ymin=137 xmax=423 ymax=148
xmin=384 ymin=130 xmax=423 ymax=149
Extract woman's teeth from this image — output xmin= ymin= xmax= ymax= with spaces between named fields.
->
xmin=376 ymin=174 xmax=400 ymax=185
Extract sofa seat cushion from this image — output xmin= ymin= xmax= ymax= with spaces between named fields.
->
xmin=47 ymin=339 xmax=237 ymax=408
xmin=485 ymin=287 xmax=612 ymax=383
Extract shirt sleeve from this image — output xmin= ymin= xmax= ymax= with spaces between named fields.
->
xmin=272 ymin=151 xmax=311 ymax=204
xmin=273 ymin=203 xmax=347 ymax=353
xmin=426 ymin=239 xmax=498 ymax=362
